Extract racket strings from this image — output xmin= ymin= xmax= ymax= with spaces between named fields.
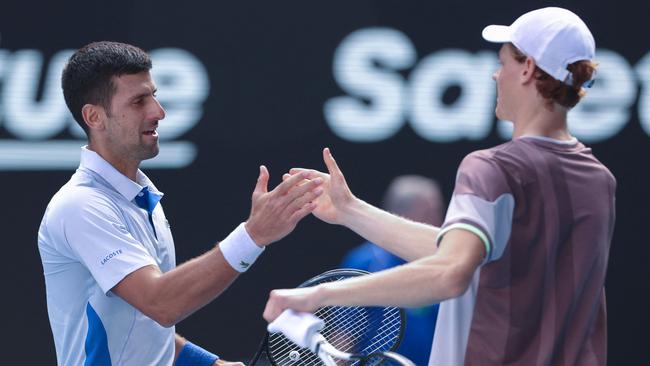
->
xmin=268 ymin=274 xmax=355 ymax=365
xmin=268 ymin=306 xmax=401 ymax=365
xmin=268 ymin=334 xmax=319 ymax=365
xmin=318 ymin=306 xmax=368 ymax=352
xmin=323 ymin=308 xmax=401 ymax=366
xmin=320 ymin=306 xmax=400 ymax=355
xmin=267 ymin=273 xmax=403 ymax=366
xmin=268 ymin=306 xmax=369 ymax=365
xmin=358 ymin=310 xmax=401 ymax=354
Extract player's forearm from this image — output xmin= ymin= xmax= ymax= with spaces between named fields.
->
xmin=317 ymin=255 xmax=467 ymax=308
xmin=340 ymin=198 xmax=440 ymax=261
xmin=315 ymin=230 xmax=484 ymax=309
xmin=145 ymin=246 xmax=239 ymax=327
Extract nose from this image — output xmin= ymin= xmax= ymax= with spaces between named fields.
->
xmin=152 ymin=98 xmax=166 ymax=121
xmin=492 ymin=69 xmax=499 ymax=81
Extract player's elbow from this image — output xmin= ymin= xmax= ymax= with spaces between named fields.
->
xmin=441 ymin=264 xmax=474 ymax=299
xmin=141 ymin=299 xmax=184 ymax=328
xmin=147 ymin=307 xmax=182 ymax=328
xmin=154 ymin=313 xmax=178 ymax=328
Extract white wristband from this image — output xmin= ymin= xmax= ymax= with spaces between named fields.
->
xmin=219 ymin=222 xmax=265 ymax=272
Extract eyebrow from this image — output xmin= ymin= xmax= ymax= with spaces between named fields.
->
xmin=129 ymin=88 xmax=158 ymax=102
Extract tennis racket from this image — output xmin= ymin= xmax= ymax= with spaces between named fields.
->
xmin=249 ymin=268 xmax=414 ymax=366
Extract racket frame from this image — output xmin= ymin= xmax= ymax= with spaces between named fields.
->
xmin=265 ymin=268 xmax=406 ymax=366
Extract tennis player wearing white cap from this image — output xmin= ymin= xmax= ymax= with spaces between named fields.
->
xmin=263 ymin=7 xmax=615 ymax=366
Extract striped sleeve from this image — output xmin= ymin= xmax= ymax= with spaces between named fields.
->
xmin=437 ymin=152 xmax=514 ymax=263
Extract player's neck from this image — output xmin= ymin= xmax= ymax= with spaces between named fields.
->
xmin=511 ymin=103 xmax=571 ymax=141
xmin=87 ymin=143 xmax=140 ymax=181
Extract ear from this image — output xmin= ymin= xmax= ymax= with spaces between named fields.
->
xmin=81 ymin=104 xmax=106 ymax=132
xmin=521 ymin=57 xmax=537 ymax=84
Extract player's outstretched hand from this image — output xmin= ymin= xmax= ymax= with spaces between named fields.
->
xmin=263 ymin=286 xmax=322 ymax=323
xmin=245 ymin=166 xmax=324 ymax=246
xmin=284 ymin=147 xmax=356 ymax=225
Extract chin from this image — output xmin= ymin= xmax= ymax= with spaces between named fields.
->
xmin=495 ymin=107 xmax=503 ymax=121
xmin=495 ymin=106 xmax=509 ymax=122
xmin=140 ymin=147 xmax=160 ymax=161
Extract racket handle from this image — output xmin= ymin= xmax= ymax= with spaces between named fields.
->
xmin=267 ymin=309 xmax=324 ymax=348
xmin=311 ymin=334 xmax=352 ymax=360
xmin=317 ymin=346 xmax=339 ymax=366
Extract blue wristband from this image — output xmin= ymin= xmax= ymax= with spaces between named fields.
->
xmin=176 ymin=341 xmax=219 ymax=366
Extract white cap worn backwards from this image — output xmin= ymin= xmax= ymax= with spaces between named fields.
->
xmin=482 ymin=7 xmax=595 ymax=86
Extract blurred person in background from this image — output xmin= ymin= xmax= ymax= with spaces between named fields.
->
xmin=340 ymin=175 xmax=444 ymax=365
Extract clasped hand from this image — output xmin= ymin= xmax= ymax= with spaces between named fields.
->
xmin=244 ymin=165 xmax=324 ymax=246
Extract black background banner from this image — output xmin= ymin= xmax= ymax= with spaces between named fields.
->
xmin=1 ymin=0 xmax=648 ymax=364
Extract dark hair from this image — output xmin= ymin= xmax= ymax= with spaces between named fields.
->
xmin=61 ymin=41 xmax=152 ymax=136
xmin=508 ymin=43 xmax=597 ymax=109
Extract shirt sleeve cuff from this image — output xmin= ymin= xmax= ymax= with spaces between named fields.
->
xmin=436 ymin=222 xmax=491 ymax=263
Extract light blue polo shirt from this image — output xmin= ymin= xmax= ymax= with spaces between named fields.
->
xmin=38 ymin=146 xmax=176 ymax=365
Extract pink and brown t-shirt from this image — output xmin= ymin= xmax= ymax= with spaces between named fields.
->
xmin=430 ymin=136 xmax=616 ymax=366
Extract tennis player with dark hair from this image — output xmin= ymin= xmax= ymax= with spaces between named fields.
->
xmin=38 ymin=41 xmax=323 ymax=365
xmin=264 ymin=8 xmax=615 ymax=365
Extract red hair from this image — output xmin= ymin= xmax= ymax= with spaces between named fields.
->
xmin=508 ymin=43 xmax=597 ymax=109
